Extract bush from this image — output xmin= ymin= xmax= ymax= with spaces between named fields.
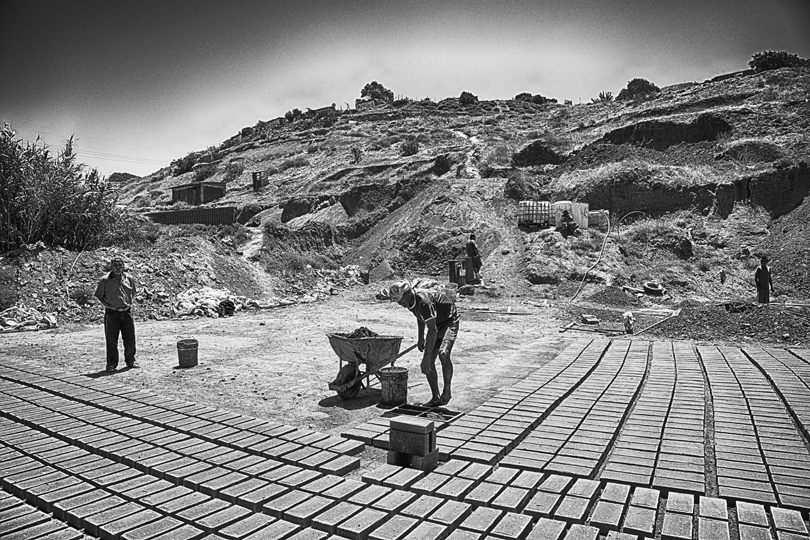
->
xmin=360 ymin=81 xmax=394 ymax=102
xmin=0 ymin=124 xmax=127 ymax=252
xmin=399 ymin=138 xmax=419 ymax=157
xmin=459 ymin=91 xmax=478 ymax=106
xmin=69 ymin=283 xmax=95 ymax=305
xmin=279 ymin=156 xmax=310 ymax=171
xmin=194 ymin=164 xmax=216 ymax=182
xmin=0 ymin=266 xmax=16 ymax=310
xmin=224 ymin=162 xmax=245 ymax=182
xmin=350 ymin=146 xmax=363 ymax=164
xmin=616 ymin=78 xmax=660 ymax=101
xmin=591 ymin=91 xmax=614 ymax=104
xmin=170 ymin=152 xmax=198 ymax=176
xmin=749 ymin=50 xmax=809 ymax=73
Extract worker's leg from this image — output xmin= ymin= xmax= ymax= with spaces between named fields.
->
xmin=424 ymin=348 xmax=441 ymax=406
xmin=121 ymin=312 xmax=137 ymax=366
xmin=104 ymin=311 xmax=120 ymax=371
xmin=438 ymin=318 xmax=459 ymax=405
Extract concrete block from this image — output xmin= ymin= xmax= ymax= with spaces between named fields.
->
xmin=389 ymin=430 xmax=434 ymax=456
xmin=411 ymin=449 xmax=439 ymax=472
xmin=389 ymin=417 xmax=434 ymax=434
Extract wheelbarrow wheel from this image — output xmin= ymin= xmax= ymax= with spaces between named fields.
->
xmin=334 ymin=364 xmax=362 ymax=400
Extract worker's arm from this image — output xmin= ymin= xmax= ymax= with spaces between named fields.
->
xmin=417 ymin=318 xmax=425 ymax=351
xmin=94 ymin=280 xmax=116 ymax=310
xmin=421 ymin=318 xmax=437 ymax=375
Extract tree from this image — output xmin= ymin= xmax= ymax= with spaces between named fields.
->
xmin=360 ymin=81 xmax=394 ymax=102
xmin=591 ymin=91 xmax=614 ymax=104
xmin=749 ymin=50 xmax=809 ymax=73
xmin=514 ymin=92 xmax=533 ymax=102
xmin=616 ymin=78 xmax=660 ymax=101
xmin=459 ymin=91 xmax=478 ymax=106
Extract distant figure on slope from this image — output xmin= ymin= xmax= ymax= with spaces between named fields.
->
xmin=94 ymin=257 xmax=138 ymax=373
xmin=388 ymin=280 xmax=459 ymax=407
xmin=754 ymin=256 xmax=775 ymax=304
xmin=465 ymin=233 xmax=482 ymax=281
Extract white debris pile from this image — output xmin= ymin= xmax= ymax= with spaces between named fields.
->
xmin=0 ymin=306 xmax=58 ymax=332
xmin=172 ymin=287 xmax=257 ymax=318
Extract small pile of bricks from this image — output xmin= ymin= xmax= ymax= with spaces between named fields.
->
xmin=387 ymin=417 xmax=439 ymax=472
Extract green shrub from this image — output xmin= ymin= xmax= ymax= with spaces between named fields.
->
xmin=0 ymin=124 xmax=126 ymax=252
xmin=279 ymin=156 xmax=310 ymax=171
xmin=459 ymin=91 xmax=478 ymax=106
xmin=749 ymin=50 xmax=809 ymax=72
xmin=69 ymin=283 xmax=95 ymax=305
xmin=360 ymin=81 xmax=395 ymax=102
xmin=223 ymin=162 xmax=245 ymax=182
xmin=194 ymin=164 xmax=216 ymax=182
xmin=307 ymin=144 xmax=320 ymax=154
xmin=0 ymin=266 xmax=16 ymax=310
xmin=350 ymin=146 xmax=363 ymax=163
xmin=591 ymin=91 xmax=614 ymax=104
xmin=400 ymin=138 xmax=419 ymax=157
xmin=617 ymin=78 xmax=660 ymax=101
xmin=170 ymin=152 xmax=197 ymax=176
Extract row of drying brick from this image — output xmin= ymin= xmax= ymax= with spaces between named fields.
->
xmin=503 ymin=340 xmax=647 ymax=478
xmin=342 ymin=339 xmax=609 ymax=463
xmin=700 ymin=346 xmax=810 ymax=509
xmin=0 ymin=362 xmax=362 ymax=475
xmin=0 ymin=415 xmax=584 ymax=540
xmin=599 ymin=341 xmax=706 ymax=494
xmin=361 ymin=457 xmax=810 ymax=540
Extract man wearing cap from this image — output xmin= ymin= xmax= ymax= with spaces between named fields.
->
xmin=389 ymin=280 xmax=459 ymax=407
xmin=465 ymin=233 xmax=482 ymax=281
xmin=94 ymin=257 xmax=138 ymax=373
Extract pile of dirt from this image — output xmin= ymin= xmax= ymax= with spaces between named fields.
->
xmin=585 ymin=286 xmax=642 ymax=308
xmin=344 ymin=326 xmax=379 ymax=338
xmin=650 ymin=300 xmax=810 ymax=345
xmin=757 ymin=195 xmax=810 ymax=298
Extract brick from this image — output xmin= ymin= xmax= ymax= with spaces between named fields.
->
xmin=736 ymin=501 xmax=769 ymax=527
xmin=429 ymin=500 xmax=472 ymax=528
xmin=311 ymin=501 xmax=363 ymax=534
xmin=435 ymin=477 xmax=475 ymax=501
xmin=381 ymin=468 xmax=424 ymax=490
xmin=524 ymin=491 xmax=562 ymax=518
xmin=460 ymin=506 xmax=503 ymax=535
xmin=155 ymin=491 xmax=210 ymax=515
xmin=526 ymin=518 xmax=567 ymax=540
xmin=662 ymin=512 xmax=693 ymax=540
xmin=590 ymin=501 xmax=624 ymax=530
xmin=623 ymin=506 xmax=656 ymax=536
xmin=120 ymin=516 xmax=184 ymax=540
xmin=491 ymin=486 xmax=531 ymax=512
xmin=771 ymin=508 xmax=808 ymax=534
xmin=698 ymin=518 xmax=729 ymax=540
xmin=287 ymin=529 xmax=329 ymax=540
xmin=568 ymin=479 xmax=600 ymax=499
xmin=65 ymin=494 xmax=125 ymax=530
xmin=263 ymin=490 xmax=310 ymax=518
xmin=411 ymin=449 xmax=439 ymax=472
xmin=285 ymin=496 xmax=335 ymax=526
xmin=319 ymin=455 xmax=360 ymax=476
xmin=83 ymin=501 xmax=143 ymax=537
xmin=401 ymin=495 xmax=444 ymax=520
xmin=666 ymin=492 xmax=694 ymax=515
xmin=630 ymin=487 xmax=659 ymax=509
xmin=51 ymin=489 xmax=109 ymax=521
xmin=336 ymin=507 xmax=388 ymax=539
xmin=699 ymin=496 xmax=728 ymax=520
xmin=195 ymin=505 xmax=252 ymax=534
xmin=563 ymin=524 xmax=600 ymax=540
xmin=349 ymin=485 xmax=392 ymax=507
xmin=244 ymin=518 xmax=298 ymax=540
xmin=389 ymin=430 xmax=434 ymax=456
xmin=738 ymin=524 xmax=775 ymax=540
xmin=0 ymin=508 xmax=49 ymax=535
xmin=2 ymin=519 xmax=66 ymax=540
xmin=491 ymin=511 xmax=533 ymax=539
xmin=322 ymin=479 xmax=365 ymax=501
xmin=368 ymin=514 xmax=418 ymax=540
xmin=371 ymin=490 xmax=416 ymax=513
xmin=100 ymin=508 xmax=162 ymax=539
xmin=539 ymin=475 xmax=573 ymax=494
xmin=554 ymin=496 xmax=591 ymax=522
xmin=445 ymin=530 xmax=485 ymax=540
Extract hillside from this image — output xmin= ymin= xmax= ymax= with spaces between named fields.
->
xmin=3 ymin=67 xmax=810 ymax=343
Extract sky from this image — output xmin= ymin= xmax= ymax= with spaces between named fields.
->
xmin=1 ymin=0 xmax=808 ymax=177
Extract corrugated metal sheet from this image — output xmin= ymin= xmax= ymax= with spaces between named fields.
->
xmin=145 ymin=207 xmax=236 ymax=226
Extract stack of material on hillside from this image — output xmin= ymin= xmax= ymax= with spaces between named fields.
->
xmin=173 ymin=287 xmax=258 ymax=318
xmin=0 ymin=306 xmax=58 ymax=332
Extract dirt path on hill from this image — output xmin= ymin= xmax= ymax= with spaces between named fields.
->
xmin=0 ymin=285 xmax=572 ymax=439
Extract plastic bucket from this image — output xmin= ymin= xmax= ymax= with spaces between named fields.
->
xmin=378 ymin=366 xmax=408 ymax=406
xmin=177 ymin=339 xmax=199 ymax=368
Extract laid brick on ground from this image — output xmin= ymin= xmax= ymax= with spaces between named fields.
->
xmin=428 ymin=499 xmax=472 ymax=528
xmin=460 ymin=505 xmax=503 ymax=536
xmin=83 ymin=501 xmax=143 ymax=537
xmin=64 ymin=494 xmax=126 ymax=530
xmin=195 ymin=504 xmax=252 ymax=534
xmin=666 ymin=492 xmax=694 ymax=515
xmin=2 ymin=518 xmax=67 ymax=540
xmin=311 ymin=501 xmax=363 ymax=535
xmin=336 ymin=507 xmax=389 ymax=540
xmin=563 ymin=524 xmax=600 ymax=540
xmin=263 ymin=489 xmax=310 ymax=518
xmin=155 ymin=491 xmax=211 ymax=515
xmin=662 ymin=512 xmax=693 ymax=540
xmin=370 ymin=489 xmax=416 ymax=514
xmin=402 ymin=520 xmax=448 ymax=540
xmin=698 ymin=518 xmax=730 ymax=540
xmin=554 ymin=496 xmax=591 ymax=522
xmin=120 ymin=516 xmax=184 ymax=540
xmin=285 ymin=495 xmax=335 ymax=526
xmin=100 ymin=508 xmax=162 ymax=539
xmin=622 ymin=506 xmax=656 ymax=536
xmin=737 ymin=524 xmax=775 ymax=540
xmin=524 ymin=490 xmax=562 ymax=518
xmin=490 ymin=511 xmax=533 ymax=540
xmin=771 ymin=508 xmax=808 ymax=534
xmin=589 ymin=501 xmax=624 ymax=531
xmin=630 ymin=487 xmax=660 ymax=509
xmin=322 ymin=478 xmax=365 ymax=501
xmin=368 ymin=514 xmax=418 ymax=540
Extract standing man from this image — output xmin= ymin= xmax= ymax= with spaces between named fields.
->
xmin=388 ymin=281 xmax=459 ymax=407
xmin=754 ymin=256 xmax=775 ymax=304
xmin=465 ymin=233 xmax=482 ymax=281
xmin=94 ymin=257 xmax=137 ymax=372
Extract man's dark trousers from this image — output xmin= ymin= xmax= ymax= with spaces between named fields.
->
xmin=105 ymin=309 xmax=136 ymax=369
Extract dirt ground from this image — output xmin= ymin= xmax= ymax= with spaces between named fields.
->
xmin=0 ymin=284 xmax=570 ymax=441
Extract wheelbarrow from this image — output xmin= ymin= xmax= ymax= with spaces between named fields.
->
xmin=327 ymin=333 xmax=417 ymax=400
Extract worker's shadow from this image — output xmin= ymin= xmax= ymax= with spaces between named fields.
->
xmin=318 ymin=388 xmax=383 ymax=410
xmin=83 ymin=366 xmax=135 ymax=378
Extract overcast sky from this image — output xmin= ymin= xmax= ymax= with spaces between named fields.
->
xmin=1 ymin=0 xmax=808 ymax=177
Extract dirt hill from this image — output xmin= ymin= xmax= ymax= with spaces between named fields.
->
xmin=3 ymin=67 xmax=809 ymax=344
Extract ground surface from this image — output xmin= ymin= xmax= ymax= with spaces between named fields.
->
xmin=1 ymin=336 xmax=809 ymax=540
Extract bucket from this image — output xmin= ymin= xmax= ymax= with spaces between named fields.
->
xmin=177 ymin=339 xmax=198 ymax=368
xmin=378 ymin=366 xmax=408 ymax=406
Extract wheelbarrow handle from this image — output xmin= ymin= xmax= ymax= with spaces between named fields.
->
xmin=397 ymin=343 xmax=419 ymax=359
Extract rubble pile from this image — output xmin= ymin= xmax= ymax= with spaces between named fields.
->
xmin=345 ymin=327 xmax=379 ymax=338
xmin=0 ymin=306 xmax=58 ymax=332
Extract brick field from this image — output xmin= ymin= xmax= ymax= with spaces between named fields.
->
xmin=1 ymin=338 xmax=809 ymax=539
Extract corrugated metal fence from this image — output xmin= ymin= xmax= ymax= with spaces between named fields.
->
xmin=145 ymin=207 xmax=236 ymax=226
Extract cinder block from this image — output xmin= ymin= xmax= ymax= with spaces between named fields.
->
xmin=387 ymin=450 xmax=410 ymax=467
xmin=389 ymin=430 xmax=435 ymax=456
xmin=411 ymin=449 xmax=439 ymax=472
xmin=389 ymin=417 xmax=435 ymax=434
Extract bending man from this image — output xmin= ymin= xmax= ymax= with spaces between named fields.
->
xmin=389 ymin=280 xmax=459 ymax=407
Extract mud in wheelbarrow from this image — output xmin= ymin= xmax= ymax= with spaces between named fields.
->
xmin=327 ymin=333 xmax=404 ymax=400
